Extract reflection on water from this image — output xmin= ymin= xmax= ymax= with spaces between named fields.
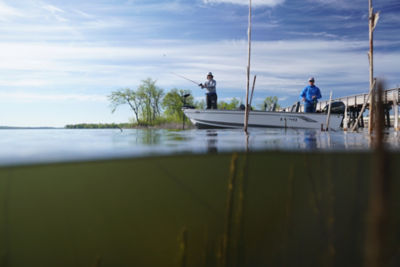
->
xmin=206 ymin=130 xmax=218 ymax=153
xmin=0 ymin=128 xmax=399 ymax=166
xmin=304 ymin=130 xmax=317 ymax=150
xmin=135 ymin=129 xmax=162 ymax=145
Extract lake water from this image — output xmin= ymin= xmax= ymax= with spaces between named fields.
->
xmin=0 ymin=128 xmax=399 ymax=166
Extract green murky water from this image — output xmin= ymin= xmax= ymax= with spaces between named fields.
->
xmin=0 ymin=151 xmax=399 ymax=266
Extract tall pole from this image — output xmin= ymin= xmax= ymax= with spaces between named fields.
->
xmin=367 ymin=0 xmax=379 ymax=133
xmin=368 ymin=0 xmax=374 ymax=133
xmin=244 ymin=0 xmax=252 ymax=133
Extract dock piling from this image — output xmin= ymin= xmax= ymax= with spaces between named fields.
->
xmin=343 ymin=99 xmax=348 ymax=131
xmin=325 ymin=91 xmax=333 ymax=131
xmin=394 ymin=91 xmax=399 ymax=131
xmin=351 ymin=79 xmax=376 ymax=132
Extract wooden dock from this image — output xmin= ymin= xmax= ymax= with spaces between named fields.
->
xmin=282 ymin=87 xmax=400 ymax=130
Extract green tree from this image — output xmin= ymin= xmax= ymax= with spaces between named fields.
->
xmin=218 ymin=97 xmax=240 ymax=110
xmin=259 ymin=96 xmax=280 ymax=111
xmin=162 ymin=89 xmax=194 ymax=121
xmin=137 ymin=78 xmax=164 ymax=124
xmin=195 ymin=99 xmax=206 ymax=110
xmin=108 ymin=78 xmax=164 ymax=125
xmin=108 ymin=88 xmax=143 ymax=124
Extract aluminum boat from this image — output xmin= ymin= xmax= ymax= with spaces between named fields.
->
xmin=183 ymin=109 xmax=342 ymax=130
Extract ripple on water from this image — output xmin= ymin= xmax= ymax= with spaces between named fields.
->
xmin=0 ymin=128 xmax=399 ymax=166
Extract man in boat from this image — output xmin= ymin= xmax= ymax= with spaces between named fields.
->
xmin=300 ymin=77 xmax=322 ymax=113
xmin=199 ymin=72 xmax=217 ymax=109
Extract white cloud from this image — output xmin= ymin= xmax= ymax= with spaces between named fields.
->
xmin=42 ymin=4 xmax=64 ymax=14
xmin=0 ymin=1 xmax=22 ymax=20
xmin=0 ymin=38 xmax=398 ymax=100
xmin=306 ymin=0 xmax=364 ymax=10
xmin=0 ymin=92 xmax=107 ymax=103
xmin=203 ymin=0 xmax=284 ymax=7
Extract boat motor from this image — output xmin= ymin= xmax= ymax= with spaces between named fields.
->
xmin=323 ymin=101 xmax=345 ymax=114
xmin=182 ymin=94 xmax=195 ymax=109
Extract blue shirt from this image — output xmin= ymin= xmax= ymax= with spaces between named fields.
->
xmin=300 ymin=85 xmax=321 ymax=104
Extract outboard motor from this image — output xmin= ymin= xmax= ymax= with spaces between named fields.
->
xmin=182 ymin=94 xmax=195 ymax=109
xmin=323 ymin=101 xmax=345 ymax=114
xmin=271 ymin=103 xmax=277 ymax=112
xmin=295 ymin=101 xmax=301 ymax=112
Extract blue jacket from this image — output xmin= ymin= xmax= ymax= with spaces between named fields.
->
xmin=300 ymin=85 xmax=321 ymax=104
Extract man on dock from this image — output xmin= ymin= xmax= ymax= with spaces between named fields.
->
xmin=300 ymin=77 xmax=322 ymax=113
xmin=199 ymin=72 xmax=217 ymax=109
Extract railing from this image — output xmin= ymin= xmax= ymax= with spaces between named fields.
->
xmin=283 ymin=87 xmax=400 ymax=112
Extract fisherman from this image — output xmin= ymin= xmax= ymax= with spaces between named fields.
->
xmin=199 ymin=72 xmax=217 ymax=109
xmin=300 ymin=77 xmax=322 ymax=113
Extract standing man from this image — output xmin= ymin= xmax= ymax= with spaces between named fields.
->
xmin=199 ymin=72 xmax=217 ymax=109
xmin=300 ymin=77 xmax=322 ymax=113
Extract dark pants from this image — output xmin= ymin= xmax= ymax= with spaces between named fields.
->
xmin=206 ymin=93 xmax=217 ymax=109
xmin=304 ymin=102 xmax=316 ymax=113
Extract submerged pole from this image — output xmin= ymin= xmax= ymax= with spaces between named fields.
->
xmin=244 ymin=0 xmax=252 ymax=133
xmin=365 ymin=80 xmax=391 ymax=267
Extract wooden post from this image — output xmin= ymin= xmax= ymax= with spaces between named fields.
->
xmin=343 ymin=98 xmax=348 ymax=131
xmin=249 ymin=75 xmax=257 ymax=107
xmin=394 ymin=91 xmax=399 ymax=131
xmin=244 ymin=0 xmax=252 ymax=133
xmin=222 ymin=153 xmax=238 ymax=267
xmin=325 ymin=91 xmax=333 ymax=131
xmin=368 ymin=0 xmax=379 ymax=134
xmin=368 ymin=0 xmax=374 ymax=133
xmin=365 ymin=80 xmax=390 ymax=267
xmin=352 ymin=79 xmax=376 ymax=132
xmin=179 ymin=228 xmax=188 ymax=267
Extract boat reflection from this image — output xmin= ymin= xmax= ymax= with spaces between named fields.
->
xmin=304 ymin=130 xmax=318 ymax=150
xmin=206 ymin=130 xmax=218 ymax=153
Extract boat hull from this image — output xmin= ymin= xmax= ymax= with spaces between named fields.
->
xmin=183 ymin=109 xmax=343 ymax=130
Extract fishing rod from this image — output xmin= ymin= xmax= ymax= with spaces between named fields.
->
xmin=171 ymin=72 xmax=200 ymax=86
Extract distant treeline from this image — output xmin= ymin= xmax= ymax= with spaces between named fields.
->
xmin=65 ymin=123 xmax=132 ymax=129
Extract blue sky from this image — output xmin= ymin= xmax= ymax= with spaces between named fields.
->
xmin=0 ymin=0 xmax=399 ymax=126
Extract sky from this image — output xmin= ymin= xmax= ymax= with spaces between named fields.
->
xmin=0 ymin=0 xmax=399 ymax=127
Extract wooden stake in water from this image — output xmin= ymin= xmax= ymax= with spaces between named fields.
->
xmin=249 ymin=75 xmax=257 ymax=107
xmin=352 ymin=79 xmax=376 ymax=132
xmin=222 ymin=153 xmax=238 ymax=267
xmin=244 ymin=0 xmax=252 ymax=133
xmin=368 ymin=0 xmax=380 ymax=134
xmin=325 ymin=91 xmax=333 ymax=131
xmin=365 ymin=80 xmax=391 ymax=267
xmin=393 ymin=91 xmax=399 ymax=131
xmin=343 ymin=98 xmax=348 ymax=131
xmin=179 ymin=227 xmax=188 ymax=267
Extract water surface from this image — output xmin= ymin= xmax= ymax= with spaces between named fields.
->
xmin=0 ymin=128 xmax=399 ymax=166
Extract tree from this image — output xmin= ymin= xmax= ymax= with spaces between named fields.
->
xmin=195 ymin=99 xmax=206 ymax=110
xmin=259 ymin=96 xmax=280 ymax=111
xmin=162 ymin=89 xmax=194 ymax=121
xmin=137 ymin=78 xmax=164 ymax=124
xmin=108 ymin=78 xmax=164 ymax=125
xmin=108 ymin=88 xmax=143 ymax=124
xmin=218 ymin=97 xmax=240 ymax=110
